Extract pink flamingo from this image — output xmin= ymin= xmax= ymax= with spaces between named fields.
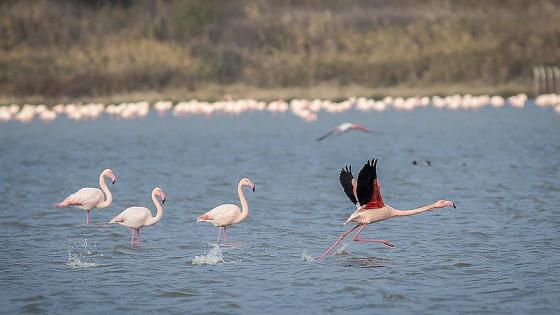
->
xmin=317 ymin=123 xmax=374 ymax=141
xmin=196 ymin=178 xmax=255 ymax=242
xmin=109 ymin=187 xmax=166 ymax=248
xmin=55 ymin=169 xmax=117 ymax=224
xmin=316 ymin=159 xmax=455 ymax=259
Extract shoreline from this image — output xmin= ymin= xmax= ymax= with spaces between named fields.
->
xmin=0 ymin=83 xmax=530 ymax=106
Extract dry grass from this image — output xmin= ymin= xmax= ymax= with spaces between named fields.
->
xmin=0 ymin=0 xmax=558 ymax=100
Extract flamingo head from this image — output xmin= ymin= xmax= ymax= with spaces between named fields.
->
xmin=197 ymin=213 xmax=211 ymax=222
xmin=240 ymin=177 xmax=256 ymax=192
xmin=433 ymin=200 xmax=456 ymax=209
xmin=103 ymin=169 xmax=117 ymax=184
xmin=154 ymin=187 xmax=166 ymax=204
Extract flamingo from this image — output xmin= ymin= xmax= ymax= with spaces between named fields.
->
xmin=317 ymin=123 xmax=374 ymax=141
xmin=196 ymin=178 xmax=255 ymax=242
xmin=55 ymin=169 xmax=116 ymax=224
xmin=109 ymin=187 xmax=166 ymax=248
xmin=316 ymin=159 xmax=455 ymax=259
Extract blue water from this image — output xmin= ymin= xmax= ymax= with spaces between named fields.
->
xmin=1 ymin=105 xmax=559 ymax=314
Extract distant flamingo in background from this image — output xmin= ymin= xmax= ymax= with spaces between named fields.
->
xmin=317 ymin=123 xmax=374 ymax=141
xmin=55 ymin=169 xmax=116 ymax=224
xmin=109 ymin=187 xmax=166 ymax=248
xmin=197 ymin=178 xmax=255 ymax=242
xmin=316 ymin=159 xmax=455 ymax=259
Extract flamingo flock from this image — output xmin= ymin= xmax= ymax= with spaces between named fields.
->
xmin=55 ymin=157 xmax=452 ymax=259
xmin=55 ymin=159 xmax=456 ymax=259
xmin=41 ymin=92 xmax=556 ymax=256
xmin=2 ymin=93 xmax=560 ymax=123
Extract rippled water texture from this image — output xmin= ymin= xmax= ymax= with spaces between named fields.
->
xmin=1 ymin=105 xmax=559 ymax=314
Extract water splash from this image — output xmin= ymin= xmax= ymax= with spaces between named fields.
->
xmin=336 ymin=243 xmax=348 ymax=255
xmin=67 ymin=238 xmax=98 ymax=269
xmin=192 ymin=244 xmax=224 ymax=265
xmin=301 ymin=250 xmax=314 ymax=261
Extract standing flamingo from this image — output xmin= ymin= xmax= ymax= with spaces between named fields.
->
xmin=196 ymin=178 xmax=255 ymax=242
xmin=317 ymin=123 xmax=374 ymax=141
xmin=316 ymin=159 xmax=455 ymax=259
xmin=109 ymin=187 xmax=166 ymax=248
xmin=55 ymin=169 xmax=117 ymax=224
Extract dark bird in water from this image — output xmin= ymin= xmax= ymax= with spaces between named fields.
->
xmin=317 ymin=123 xmax=374 ymax=141
xmin=412 ymin=160 xmax=431 ymax=166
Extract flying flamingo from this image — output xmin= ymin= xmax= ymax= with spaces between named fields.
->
xmin=317 ymin=123 xmax=374 ymax=141
xmin=55 ymin=169 xmax=117 ymax=224
xmin=316 ymin=159 xmax=455 ymax=259
xmin=196 ymin=178 xmax=255 ymax=242
xmin=109 ymin=187 xmax=166 ymax=248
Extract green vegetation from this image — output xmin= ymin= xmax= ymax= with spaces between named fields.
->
xmin=0 ymin=0 xmax=558 ymax=102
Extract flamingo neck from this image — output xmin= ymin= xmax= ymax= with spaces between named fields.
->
xmin=97 ymin=173 xmax=112 ymax=208
xmin=235 ymin=182 xmax=249 ymax=224
xmin=393 ymin=203 xmax=435 ymax=217
xmin=145 ymin=192 xmax=163 ymax=227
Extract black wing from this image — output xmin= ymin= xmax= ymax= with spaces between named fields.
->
xmin=317 ymin=130 xmax=335 ymax=141
xmin=339 ymin=165 xmax=357 ymax=204
xmin=356 ymin=159 xmax=378 ymax=206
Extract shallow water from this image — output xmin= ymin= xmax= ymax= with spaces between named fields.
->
xmin=1 ymin=105 xmax=559 ymax=314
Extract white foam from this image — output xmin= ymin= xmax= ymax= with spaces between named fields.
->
xmin=336 ymin=243 xmax=348 ymax=255
xmin=67 ymin=238 xmax=98 ymax=269
xmin=301 ymin=251 xmax=314 ymax=262
xmin=192 ymin=244 xmax=224 ymax=265
xmin=67 ymin=252 xmax=97 ymax=269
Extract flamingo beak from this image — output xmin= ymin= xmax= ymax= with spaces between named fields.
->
xmin=161 ymin=192 xmax=166 ymax=204
xmin=252 ymin=184 xmax=255 ymax=192
xmin=111 ymin=175 xmax=117 ymax=184
xmin=452 ymin=202 xmax=456 ymax=209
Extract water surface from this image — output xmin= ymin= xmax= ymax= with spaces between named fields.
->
xmin=1 ymin=105 xmax=559 ymax=314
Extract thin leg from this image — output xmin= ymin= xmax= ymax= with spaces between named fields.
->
xmin=224 ymin=226 xmax=227 ymax=241
xmin=316 ymin=225 xmax=360 ymax=260
xmin=137 ymin=229 xmax=141 ymax=248
xmin=217 ymin=227 xmax=222 ymax=242
xmin=130 ymin=228 xmax=135 ymax=247
xmin=86 ymin=210 xmax=90 ymax=225
xmin=352 ymin=224 xmax=394 ymax=247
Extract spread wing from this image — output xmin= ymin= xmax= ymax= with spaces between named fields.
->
xmin=356 ymin=159 xmax=385 ymax=209
xmin=317 ymin=130 xmax=335 ymax=141
xmin=339 ymin=165 xmax=357 ymax=205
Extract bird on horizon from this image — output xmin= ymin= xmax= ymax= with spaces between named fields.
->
xmin=55 ymin=169 xmax=117 ymax=224
xmin=196 ymin=178 xmax=255 ymax=242
xmin=316 ymin=123 xmax=374 ymax=141
xmin=316 ymin=159 xmax=455 ymax=259
xmin=109 ymin=187 xmax=166 ymax=248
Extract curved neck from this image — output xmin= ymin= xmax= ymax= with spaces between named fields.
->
xmin=393 ymin=203 xmax=435 ymax=217
xmin=235 ymin=182 xmax=249 ymax=224
xmin=145 ymin=192 xmax=163 ymax=226
xmin=97 ymin=173 xmax=112 ymax=208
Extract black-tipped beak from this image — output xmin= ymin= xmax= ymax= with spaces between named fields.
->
xmin=162 ymin=198 xmax=166 ymax=205
xmin=112 ymin=180 xmax=116 ymax=184
xmin=252 ymin=185 xmax=255 ymax=192
xmin=452 ymin=203 xmax=456 ymax=209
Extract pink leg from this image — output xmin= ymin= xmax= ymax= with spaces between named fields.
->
xmin=217 ymin=227 xmax=222 ymax=242
xmin=136 ymin=229 xmax=142 ymax=248
xmin=86 ymin=210 xmax=90 ymax=225
xmin=316 ymin=225 xmax=360 ymax=260
xmin=223 ymin=226 xmax=227 ymax=241
xmin=130 ymin=228 xmax=135 ymax=247
xmin=352 ymin=224 xmax=394 ymax=247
